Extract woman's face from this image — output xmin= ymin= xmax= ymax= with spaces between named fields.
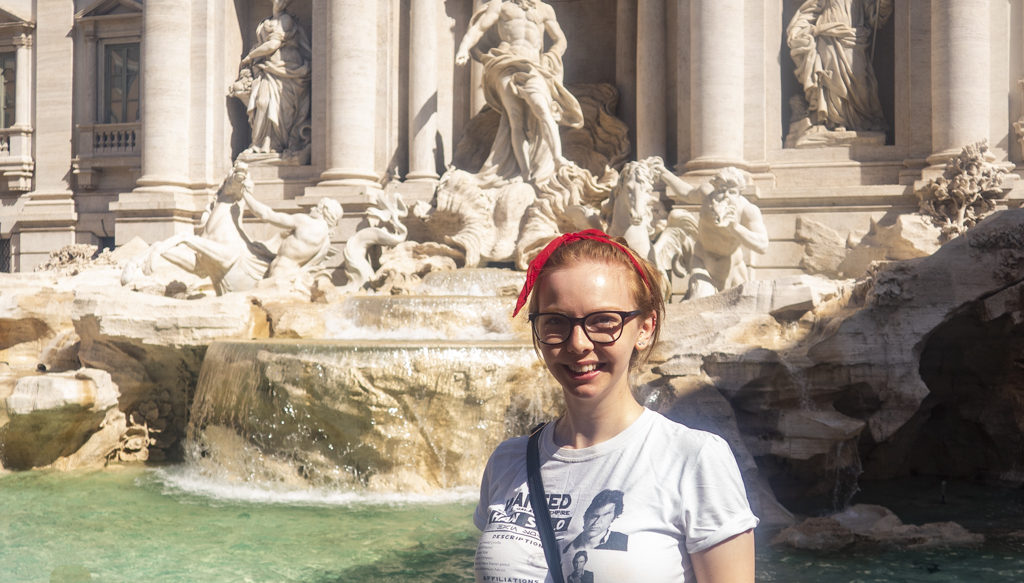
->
xmin=533 ymin=260 xmax=654 ymax=405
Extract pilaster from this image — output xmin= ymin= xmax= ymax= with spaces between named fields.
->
xmin=14 ymin=2 xmax=74 ymax=271
xmin=636 ymin=0 xmax=666 ymax=159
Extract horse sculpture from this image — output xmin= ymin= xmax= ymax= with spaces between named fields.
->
xmin=602 ymin=158 xmax=661 ymax=262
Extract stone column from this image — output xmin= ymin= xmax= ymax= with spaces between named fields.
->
xmin=13 ymin=33 xmax=30 ymax=129
xmin=615 ymin=0 xmax=637 ymax=159
xmin=319 ymin=0 xmax=379 ymax=187
xmin=469 ymin=0 xmax=487 ymax=116
xmin=134 ymin=0 xmax=191 ymax=191
xmin=407 ymin=0 xmax=439 ymax=182
xmin=110 ymin=0 xmax=197 ymax=244
xmin=685 ymin=0 xmax=746 ymax=173
xmin=927 ymin=0 xmax=990 ymax=167
xmin=7 ymin=32 xmax=33 ymax=178
xmin=636 ymin=0 xmax=666 ymax=159
xmin=79 ymin=30 xmax=97 ymax=126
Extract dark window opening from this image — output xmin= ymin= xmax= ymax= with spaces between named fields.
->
xmin=104 ymin=43 xmax=140 ymax=124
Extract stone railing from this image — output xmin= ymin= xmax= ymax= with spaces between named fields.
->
xmin=0 ymin=126 xmax=34 ymax=192
xmin=80 ymin=122 xmax=140 ymax=156
xmin=73 ymin=122 xmax=141 ymax=189
xmin=0 ymin=126 xmax=31 ymax=155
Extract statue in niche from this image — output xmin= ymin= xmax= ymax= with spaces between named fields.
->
xmin=136 ymin=161 xmax=272 ymax=295
xmin=230 ymin=0 xmax=312 ymax=164
xmin=785 ymin=0 xmax=893 ymax=148
xmin=455 ymin=0 xmax=584 ymax=185
xmin=915 ymin=141 xmax=1011 ymax=242
xmin=239 ymin=188 xmax=343 ymax=293
xmin=341 ymin=191 xmax=410 ymax=292
xmin=653 ymin=162 xmax=769 ymax=299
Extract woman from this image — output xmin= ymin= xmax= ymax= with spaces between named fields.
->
xmin=474 ymin=230 xmax=757 ymax=582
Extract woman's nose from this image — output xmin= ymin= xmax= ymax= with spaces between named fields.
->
xmin=565 ymin=323 xmax=594 ymax=353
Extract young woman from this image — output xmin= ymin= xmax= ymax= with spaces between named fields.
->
xmin=474 ymin=230 xmax=757 ymax=583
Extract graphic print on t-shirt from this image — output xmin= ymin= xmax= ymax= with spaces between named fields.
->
xmin=476 ymin=486 xmax=574 ymax=583
xmin=486 ymin=488 xmax=573 ymax=542
xmin=564 ymin=549 xmax=596 ymax=583
xmin=561 ymin=489 xmax=629 ymax=555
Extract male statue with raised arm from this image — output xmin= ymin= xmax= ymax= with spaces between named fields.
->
xmin=239 ymin=188 xmax=342 ymax=288
xmin=653 ymin=161 xmax=769 ymax=298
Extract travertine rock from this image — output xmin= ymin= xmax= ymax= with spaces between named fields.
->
xmin=1 ymin=368 xmax=119 ymax=469
xmin=72 ymin=283 xmax=270 ymax=458
xmin=773 ymin=504 xmax=984 ymax=550
xmin=795 ymin=217 xmax=847 ymax=277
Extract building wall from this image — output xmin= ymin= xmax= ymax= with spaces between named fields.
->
xmin=0 ymin=0 xmax=1021 ymax=274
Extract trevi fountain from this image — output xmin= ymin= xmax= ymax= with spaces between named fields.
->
xmin=0 ymin=1 xmax=1022 ymax=581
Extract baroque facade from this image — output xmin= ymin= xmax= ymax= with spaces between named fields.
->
xmin=0 ymin=0 xmax=1021 ymax=274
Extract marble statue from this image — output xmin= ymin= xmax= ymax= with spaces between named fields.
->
xmin=341 ymin=191 xmax=410 ymax=291
xmin=239 ymin=188 xmax=342 ymax=292
xmin=432 ymin=84 xmax=627 ymax=271
xmin=654 ymin=162 xmax=769 ymax=298
xmin=425 ymin=168 xmax=537 ymax=268
xmin=601 ymin=158 xmax=665 ymax=263
xmin=455 ymin=0 xmax=584 ymax=185
xmin=915 ymin=141 xmax=1010 ymax=242
xmin=230 ymin=0 xmax=312 ymax=163
xmin=143 ymin=161 xmax=271 ymax=295
xmin=785 ymin=0 xmax=893 ymax=147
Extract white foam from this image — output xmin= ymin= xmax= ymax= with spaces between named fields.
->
xmin=147 ymin=466 xmax=477 ymax=507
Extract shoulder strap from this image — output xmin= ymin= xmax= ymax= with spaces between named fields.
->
xmin=527 ymin=422 xmax=564 ymax=582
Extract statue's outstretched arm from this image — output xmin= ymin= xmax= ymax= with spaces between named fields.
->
xmin=652 ymin=159 xmax=701 ymax=204
xmin=241 ymin=186 xmax=297 ymax=231
xmin=241 ymin=27 xmax=286 ymax=66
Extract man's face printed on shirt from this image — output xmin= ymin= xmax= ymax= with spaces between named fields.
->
xmin=583 ymin=502 xmax=617 ymax=540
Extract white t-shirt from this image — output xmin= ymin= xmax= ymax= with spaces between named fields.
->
xmin=474 ymin=408 xmax=758 ymax=583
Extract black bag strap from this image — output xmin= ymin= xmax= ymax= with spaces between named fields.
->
xmin=527 ymin=422 xmax=564 ymax=582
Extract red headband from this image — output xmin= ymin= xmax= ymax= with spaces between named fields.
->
xmin=513 ymin=229 xmax=653 ymax=317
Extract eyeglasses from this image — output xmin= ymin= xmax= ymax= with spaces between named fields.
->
xmin=528 ymin=310 xmax=643 ymax=346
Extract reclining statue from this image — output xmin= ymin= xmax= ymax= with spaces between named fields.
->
xmin=138 ymin=162 xmax=271 ymax=295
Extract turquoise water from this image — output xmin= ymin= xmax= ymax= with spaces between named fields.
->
xmin=1 ymin=468 xmax=1022 ymax=582
xmin=0 ymin=467 xmax=477 ymax=582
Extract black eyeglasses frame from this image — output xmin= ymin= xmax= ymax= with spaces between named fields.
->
xmin=528 ymin=310 xmax=644 ymax=346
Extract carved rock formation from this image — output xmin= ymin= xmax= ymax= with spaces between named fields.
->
xmin=1 ymin=368 xmax=119 ymax=469
xmin=773 ymin=504 xmax=984 ymax=551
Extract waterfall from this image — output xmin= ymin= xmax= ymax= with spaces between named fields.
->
xmin=831 ymin=439 xmax=863 ymax=511
xmin=184 ymin=339 xmax=560 ymax=493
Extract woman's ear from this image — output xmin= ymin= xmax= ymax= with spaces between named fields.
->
xmin=635 ymin=311 xmax=656 ymax=350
